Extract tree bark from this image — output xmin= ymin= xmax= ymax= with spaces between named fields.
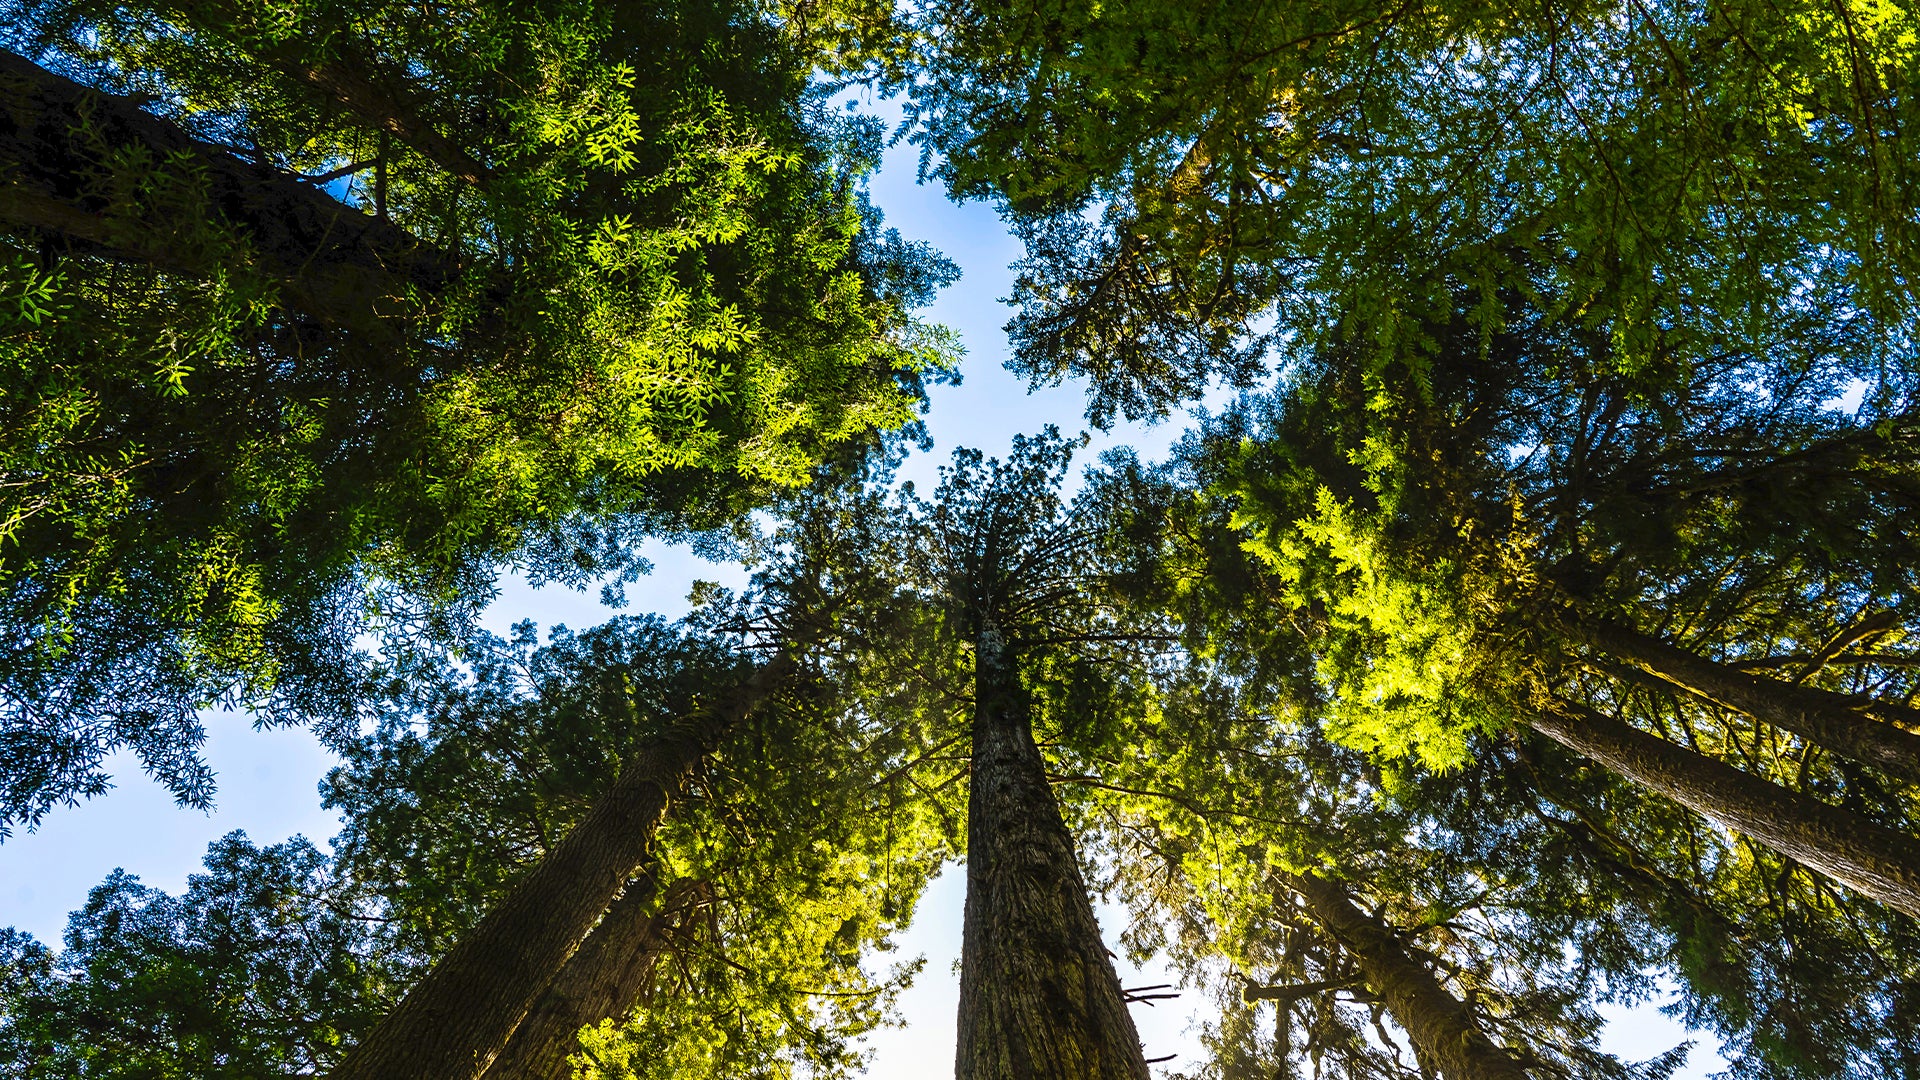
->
xmin=0 ymin=49 xmax=477 ymax=329
xmin=1281 ymin=871 xmax=1530 ymax=1080
xmin=1568 ymin=612 xmax=1920 ymax=787
xmin=330 ymin=653 xmax=789 ymax=1080
xmin=1527 ymin=697 xmax=1920 ymax=919
xmin=480 ymin=875 xmax=710 ymax=1080
xmin=956 ymin=625 xmax=1149 ymax=1080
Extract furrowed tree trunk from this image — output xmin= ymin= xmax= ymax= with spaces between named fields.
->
xmin=1569 ymin=613 xmax=1920 ymax=787
xmin=956 ymin=625 xmax=1149 ymax=1080
xmin=480 ymin=875 xmax=710 ymax=1080
xmin=1282 ymin=872 xmax=1530 ymax=1080
xmin=331 ymin=654 xmax=789 ymax=1080
xmin=1528 ymin=697 xmax=1920 ymax=919
xmin=0 ymin=49 xmax=480 ymax=328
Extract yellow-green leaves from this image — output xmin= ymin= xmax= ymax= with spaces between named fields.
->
xmin=1239 ymin=486 xmax=1482 ymax=770
xmin=0 ymin=254 xmax=63 ymax=327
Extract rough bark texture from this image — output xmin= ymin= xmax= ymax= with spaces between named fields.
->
xmin=331 ymin=655 xmax=789 ymax=1080
xmin=1571 ymin=613 xmax=1920 ymax=787
xmin=956 ymin=627 xmax=1150 ymax=1080
xmin=1529 ymin=698 xmax=1920 ymax=919
xmin=0 ymin=49 xmax=473 ymax=327
xmin=1284 ymin=871 xmax=1531 ymax=1080
xmin=481 ymin=875 xmax=709 ymax=1080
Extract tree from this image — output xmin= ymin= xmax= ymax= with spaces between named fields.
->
xmin=2 ymin=590 xmax=952 ymax=1080
xmin=328 ymin=635 xmax=789 ymax=1080
xmin=1277 ymin=870 xmax=1531 ymax=1080
xmin=1504 ymin=731 xmax=1920 ymax=1079
xmin=1064 ymin=647 xmax=1666 ymax=1080
xmin=908 ymin=0 xmax=1919 ymax=424
xmin=1078 ymin=446 xmax=1920 ymax=1079
xmin=0 ymin=0 xmax=958 ymax=829
xmin=0 ymin=832 xmax=406 ymax=1077
xmin=901 ymin=0 xmax=1920 ymax=922
xmin=321 ymin=472 xmax=956 ymax=1080
xmin=913 ymin=434 xmax=1156 ymax=1080
xmin=1197 ymin=331 xmax=1920 ymax=901
xmin=746 ymin=433 xmax=1172 ymax=1078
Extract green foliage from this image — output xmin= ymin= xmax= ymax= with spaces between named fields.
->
xmin=324 ymin=608 xmax=951 ymax=1078
xmin=0 ymin=833 xmax=406 ymax=1078
xmin=12 ymin=1 xmax=1920 ymax=1076
xmin=1072 ymin=418 xmax=1920 ymax=1076
xmin=1066 ymin=653 xmax=1681 ymax=1079
xmin=0 ymin=0 xmax=959 ymax=826
xmin=1239 ymin=484 xmax=1489 ymax=770
xmin=1504 ymin=734 xmax=1920 ymax=1080
xmin=857 ymin=431 xmax=1197 ymax=790
xmin=910 ymin=0 xmax=1920 ymax=423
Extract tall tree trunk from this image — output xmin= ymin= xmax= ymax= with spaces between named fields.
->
xmin=956 ymin=626 xmax=1150 ymax=1080
xmin=1281 ymin=872 xmax=1530 ymax=1080
xmin=1527 ymin=697 xmax=1920 ymax=919
xmin=1568 ymin=612 xmax=1920 ymax=786
xmin=332 ymin=654 xmax=789 ymax=1080
xmin=480 ymin=874 xmax=710 ymax=1080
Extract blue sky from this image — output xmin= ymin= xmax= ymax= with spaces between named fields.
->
xmin=0 ymin=97 xmax=1722 ymax=1078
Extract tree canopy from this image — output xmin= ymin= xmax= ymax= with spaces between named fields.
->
xmin=0 ymin=0 xmax=957 ymax=828
xmin=7 ymin=0 xmax=1920 ymax=1077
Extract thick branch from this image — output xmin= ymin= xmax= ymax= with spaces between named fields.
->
xmin=1241 ymin=976 xmax=1362 ymax=1003
xmin=1796 ymin=610 xmax=1901 ymax=683
xmin=132 ymin=0 xmax=494 ymax=185
xmin=292 ymin=51 xmax=493 ymax=187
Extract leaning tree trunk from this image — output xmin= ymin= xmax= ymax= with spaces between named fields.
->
xmin=479 ymin=874 xmax=711 ymax=1080
xmin=956 ymin=626 xmax=1150 ymax=1080
xmin=331 ymin=654 xmax=789 ymax=1080
xmin=1509 ymin=740 xmax=1750 ymax=957
xmin=1528 ymin=697 xmax=1920 ymax=919
xmin=0 ymin=48 xmax=482 ymax=329
xmin=1569 ymin=612 xmax=1920 ymax=787
xmin=1281 ymin=872 xmax=1530 ymax=1080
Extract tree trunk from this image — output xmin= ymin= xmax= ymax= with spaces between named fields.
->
xmin=1282 ymin=872 xmax=1530 ymax=1080
xmin=0 ymin=49 xmax=478 ymax=329
xmin=480 ymin=874 xmax=710 ymax=1080
xmin=956 ymin=626 xmax=1149 ymax=1080
xmin=1527 ymin=697 xmax=1920 ymax=919
xmin=1569 ymin=612 xmax=1920 ymax=787
xmin=331 ymin=654 xmax=788 ymax=1080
